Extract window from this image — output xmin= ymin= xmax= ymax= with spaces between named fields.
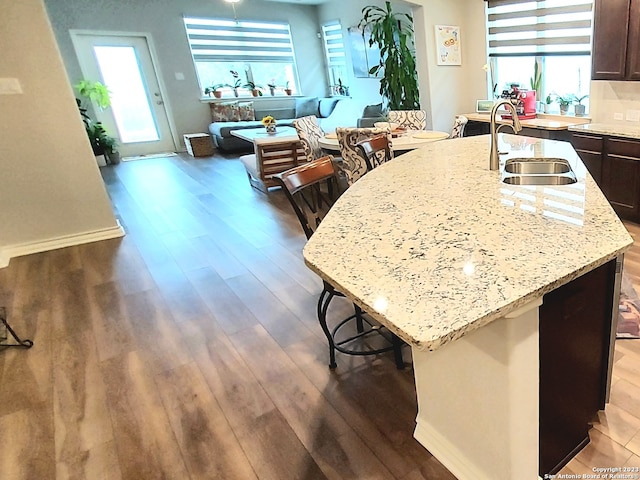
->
xmin=183 ymin=17 xmax=299 ymax=97
xmin=485 ymin=0 xmax=593 ymax=112
xmin=321 ymin=21 xmax=348 ymax=96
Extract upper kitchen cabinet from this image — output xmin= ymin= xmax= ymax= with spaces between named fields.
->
xmin=592 ymin=0 xmax=640 ymax=80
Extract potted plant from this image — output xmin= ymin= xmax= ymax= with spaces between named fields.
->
xmin=284 ymin=81 xmax=292 ymax=96
xmin=243 ymin=81 xmax=263 ymax=97
xmin=335 ymin=78 xmax=349 ymax=97
xmin=573 ymin=94 xmax=589 ymax=117
xmin=205 ymin=84 xmax=228 ymax=98
xmin=267 ymin=81 xmax=277 ymax=96
xmin=545 ymin=94 xmax=553 ymax=114
xmin=529 ymin=59 xmax=542 ymax=111
xmin=555 ymin=94 xmax=572 ymax=115
xmin=230 ymin=70 xmax=242 ymax=97
xmin=360 ymin=1 xmax=420 ymax=110
xmin=74 ymin=80 xmax=119 ymax=165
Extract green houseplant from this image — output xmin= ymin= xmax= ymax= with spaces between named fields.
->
xmin=205 ymin=83 xmax=228 ymax=98
xmin=243 ymin=81 xmax=263 ymax=97
xmin=555 ymin=94 xmax=572 ymax=115
xmin=573 ymin=94 xmax=589 ymax=117
xmin=74 ymin=80 xmax=119 ymax=165
xmin=359 ymin=1 xmax=420 ymax=110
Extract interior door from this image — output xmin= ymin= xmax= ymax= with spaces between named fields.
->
xmin=71 ymin=32 xmax=176 ymax=156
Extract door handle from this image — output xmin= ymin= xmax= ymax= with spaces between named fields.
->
xmin=157 ymin=100 xmax=164 ymax=105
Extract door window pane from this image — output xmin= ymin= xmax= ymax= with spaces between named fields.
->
xmin=94 ymin=46 xmax=159 ymax=143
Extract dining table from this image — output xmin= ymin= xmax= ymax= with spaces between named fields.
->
xmin=318 ymin=129 xmax=450 ymax=152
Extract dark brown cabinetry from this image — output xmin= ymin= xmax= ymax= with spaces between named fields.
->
xmin=539 ymin=259 xmax=617 ymax=476
xmin=592 ymin=0 xmax=640 ymax=80
xmin=571 ymin=133 xmax=640 ymax=222
xmin=570 ymin=132 xmax=604 ymax=185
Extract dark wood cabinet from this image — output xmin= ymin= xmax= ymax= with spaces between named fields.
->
xmin=603 ymin=138 xmax=640 ymax=220
xmin=539 ymin=259 xmax=617 ymax=476
xmin=570 ymin=132 xmax=604 ymax=185
xmin=592 ymin=0 xmax=640 ymax=80
xmin=571 ymin=133 xmax=640 ymax=222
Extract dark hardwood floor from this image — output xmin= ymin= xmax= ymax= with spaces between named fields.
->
xmin=1 ymin=151 xmax=639 ymax=478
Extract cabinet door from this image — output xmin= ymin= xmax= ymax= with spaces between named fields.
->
xmin=570 ymin=133 xmax=604 ymax=186
xmin=592 ymin=0 xmax=631 ymax=80
xmin=627 ymin=0 xmax=640 ymax=80
xmin=577 ymin=150 xmax=603 ymax=186
xmin=539 ymin=260 xmax=616 ymax=475
xmin=603 ymin=138 xmax=640 ymax=221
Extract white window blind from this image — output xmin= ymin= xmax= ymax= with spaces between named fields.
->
xmin=183 ymin=17 xmax=295 ymax=63
xmin=486 ymin=0 xmax=593 ymax=56
xmin=321 ymin=22 xmax=346 ymax=70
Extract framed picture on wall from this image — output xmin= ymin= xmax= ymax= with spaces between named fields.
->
xmin=348 ymin=25 xmax=381 ymax=78
xmin=435 ymin=25 xmax=461 ymax=66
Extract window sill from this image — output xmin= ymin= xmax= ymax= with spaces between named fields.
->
xmin=201 ymin=95 xmax=301 ymax=103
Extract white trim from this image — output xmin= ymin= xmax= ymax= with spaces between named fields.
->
xmin=69 ymin=29 xmax=179 ymax=153
xmin=0 ymin=223 xmax=125 ymax=268
xmin=414 ymin=423 xmax=493 ymax=480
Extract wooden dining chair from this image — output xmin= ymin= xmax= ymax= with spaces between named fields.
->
xmin=356 ymin=133 xmax=394 ymax=172
xmin=274 ymin=156 xmax=405 ymax=370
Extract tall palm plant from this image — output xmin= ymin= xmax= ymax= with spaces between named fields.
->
xmin=360 ymin=1 xmax=420 ymax=110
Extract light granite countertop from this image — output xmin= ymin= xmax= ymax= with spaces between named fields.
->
xmin=303 ymin=135 xmax=633 ymax=351
xmin=463 ymin=112 xmax=591 ymax=130
xmin=568 ymin=122 xmax=640 ymax=140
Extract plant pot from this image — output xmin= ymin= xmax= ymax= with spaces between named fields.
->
xmin=233 ymin=88 xmax=239 ymax=97
xmin=265 ymin=124 xmax=277 ymax=135
xmin=544 ymin=104 xmax=551 ymax=114
xmin=559 ymin=104 xmax=569 ymax=115
xmin=213 ymin=91 xmax=222 ymax=99
xmin=574 ymin=104 xmax=586 ymax=117
xmin=251 ymin=89 xmax=259 ymax=97
xmin=269 ymin=87 xmax=276 ymax=96
xmin=107 ymin=150 xmax=121 ymax=165
xmin=284 ymin=89 xmax=292 ymax=96
xmin=95 ymin=154 xmax=107 ymax=167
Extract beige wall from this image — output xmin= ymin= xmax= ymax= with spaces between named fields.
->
xmin=0 ymin=0 xmax=122 ymax=266
xmin=409 ymin=0 xmax=487 ymax=132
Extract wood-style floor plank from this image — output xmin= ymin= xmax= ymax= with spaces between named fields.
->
xmin=4 ymin=152 xmax=640 ymax=478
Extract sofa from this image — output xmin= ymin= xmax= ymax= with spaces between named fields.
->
xmin=208 ymin=96 xmax=364 ymax=152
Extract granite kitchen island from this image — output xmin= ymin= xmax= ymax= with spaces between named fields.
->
xmin=303 ymin=134 xmax=633 ymax=479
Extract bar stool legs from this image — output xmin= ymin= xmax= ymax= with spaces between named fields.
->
xmin=316 ymin=283 xmax=405 ymax=370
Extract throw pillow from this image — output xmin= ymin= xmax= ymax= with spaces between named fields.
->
xmin=362 ymin=103 xmax=384 ymax=118
xmin=210 ymin=101 xmax=240 ymax=122
xmin=318 ymin=98 xmax=340 ymax=118
xmin=295 ymin=97 xmax=320 ymax=118
xmin=237 ymin=101 xmax=255 ymax=121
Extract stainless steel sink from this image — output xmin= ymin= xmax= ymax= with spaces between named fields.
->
xmin=504 ymin=158 xmax=572 ymax=174
xmin=501 ymin=157 xmax=577 ymax=185
xmin=502 ymin=175 xmax=577 ymax=185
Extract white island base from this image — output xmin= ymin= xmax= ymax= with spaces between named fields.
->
xmin=413 ymin=299 xmax=542 ymax=480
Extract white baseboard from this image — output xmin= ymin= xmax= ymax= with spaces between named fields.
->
xmin=0 ymin=222 xmax=125 ymax=268
xmin=414 ymin=422 xmax=492 ymax=480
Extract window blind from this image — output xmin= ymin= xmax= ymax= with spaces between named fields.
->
xmin=183 ymin=17 xmax=295 ymax=63
xmin=486 ymin=0 xmax=593 ymax=57
xmin=321 ymin=22 xmax=346 ymax=68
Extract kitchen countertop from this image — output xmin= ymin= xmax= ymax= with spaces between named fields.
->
xmin=303 ymin=135 xmax=632 ymax=352
xmin=568 ymin=122 xmax=640 ymax=140
xmin=463 ymin=112 xmax=591 ymax=130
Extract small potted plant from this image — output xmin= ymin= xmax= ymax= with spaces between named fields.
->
xmin=544 ymin=94 xmax=553 ymax=114
xmin=243 ymin=81 xmax=263 ymax=97
xmin=261 ymin=115 xmax=277 ymax=134
xmin=573 ymin=94 xmax=589 ymax=117
xmin=335 ymin=78 xmax=349 ymax=96
xmin=230 ymin=70 xmax=242 ymax=97
xmin=555 ymin=94 xmax=572 ymax=115
xmin=204 ymin=84 xmax=228 ymax=98
xmin=284 ymin=81 xmax=292 ymax=96
xmin=267 ymin=81 xmax=277 ymax=96
xmin=74 ymin=80 xmax=119 ymax=166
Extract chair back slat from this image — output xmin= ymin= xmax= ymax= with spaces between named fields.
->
xmin=388 ymin=110 xmax=427 ymax=130
xmin=275 ymin=155 xmax=339 ymax=239
xmin=355 ymin=134 xmax=393 ymax=171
